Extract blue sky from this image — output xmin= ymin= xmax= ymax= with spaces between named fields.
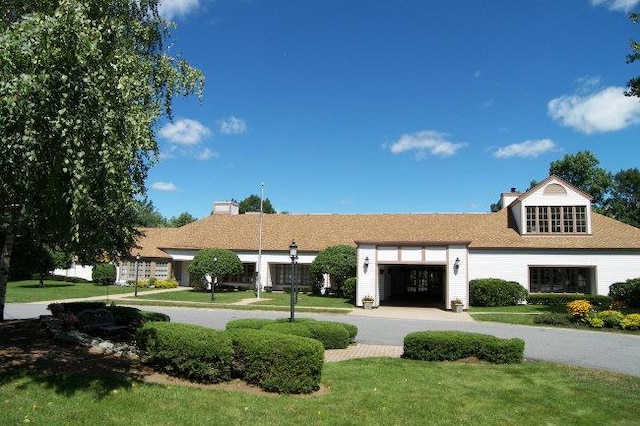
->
xmin=149 ymin=0 xmax=640 ymax=219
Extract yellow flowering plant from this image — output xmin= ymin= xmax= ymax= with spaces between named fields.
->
xmin=566 ymin=299 xmax=593 ymax=320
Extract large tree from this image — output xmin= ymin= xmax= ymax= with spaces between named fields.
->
xmin=609 ymin=168 xmax=640 ymax=228
xmin=625 ymin=12 xmax=640 ymax=99
xmin=548 ymin=151 xmax=612 ymax=212
xmin=0 ymin=0 xmax=203 ymax=320
xmin=238 ymin=195 xmax=276 ymax=214
xmin=133 ymin=198 xmax=168 ymax=228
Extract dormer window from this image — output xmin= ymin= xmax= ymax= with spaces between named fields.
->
xmin=526 ymin=206 xmax=587 ymax=234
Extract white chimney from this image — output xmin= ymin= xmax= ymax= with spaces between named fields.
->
xmin=500 ymin=187 xmax=521 ymax=209
xmin=212 ymin=201 xmax=239 ymax=215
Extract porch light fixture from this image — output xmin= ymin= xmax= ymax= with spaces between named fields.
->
xmin=364 ymin=256 xmax=370 ymax=272
xmin=454 ymin=258 xmax=460 ymax=268
xmin=134 ymin=253 xmax=141 ymax=297
xmin=289 ymin=240 xmax=298 ymax=322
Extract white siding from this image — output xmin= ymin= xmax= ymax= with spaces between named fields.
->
xmin=54 ymin=264 xmax=93 ymax=281
xmin=469 ymin=249 xmax=640 ymax=295
xmin=378 ymin=247 xmax=398 ymax=262
xmin=356 ymin=245 xmax=377 ymax=306
xmin=400 ymin=247 xmax=422 ymax=262
xmin=447 ymin=246 xmax=468 ymax=308
xmin=425 ymin=247 xmax=447 ymax=263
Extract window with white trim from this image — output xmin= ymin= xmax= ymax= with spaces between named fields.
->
xmin=525 ymin=206 xmax=587 ymax=234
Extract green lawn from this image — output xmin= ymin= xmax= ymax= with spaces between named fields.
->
xmin=5 ymin=280 xmax=147 ymax=303
xmin=1 ymin=359 xmax=639 ymax=425
xmin=136 ymin=288 xmax=354 ymax=309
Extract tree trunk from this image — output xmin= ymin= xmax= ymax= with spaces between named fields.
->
xmin=0 ymin=226 xmax=15 ymax=321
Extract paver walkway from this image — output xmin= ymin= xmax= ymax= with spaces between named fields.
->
xmin=325 ymin=343 xmax=403 ymax=362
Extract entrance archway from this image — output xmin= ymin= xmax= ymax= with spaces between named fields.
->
xmin=382 ymin=265 xmax=445 ymax=307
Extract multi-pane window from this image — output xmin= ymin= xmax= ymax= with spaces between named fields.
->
xmin=271 ymin=264 xmax=311 ymax=289
xmin=525 ymin=206 xmax=587 ymax=234
xmin=223 ymin=263 xmax=256 ymax=284
xmin=529 ymin=267 xmax=591 ymax=293
xmin=155 ymin=262 xmax=169 ymax=280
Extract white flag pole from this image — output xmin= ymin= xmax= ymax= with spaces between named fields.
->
xmin=256 ymin=182 xmax=265 ymax=300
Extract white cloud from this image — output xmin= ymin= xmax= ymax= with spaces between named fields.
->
xmin=159 ymin=119 xmax=211 ymax=145
xmin=159 ymin=0 xmax=200 ymax=21
xmin=494 ymin=139 xmax=557 ymax=158
xmin=591 ymin=0 xmax=639 ymax=12
xmin=389 ymin=130 xmax=467 ymax=159
xmin=548 ymin=86 xmax=640 ymax=133
xmin=218 ymin=116 xmax=248 ymax=135
xmin=195 ymin=148 xmax=217 ymax=160
xmin=160 ymin=145 xmax=218 ymax=160
xmin=152 ymin=182 xmax=179 ymax=192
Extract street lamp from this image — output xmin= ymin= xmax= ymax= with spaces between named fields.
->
xmin=289 ymin=240 xmax=298 ymax=322
xmin=134 ymin=253 xmax=140 ymax=297
xmin=211 ymin=256 xmax=218 ymax=301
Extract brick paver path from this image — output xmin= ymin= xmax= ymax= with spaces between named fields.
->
xmin=325 ymin=343 xmax=403 ymax=362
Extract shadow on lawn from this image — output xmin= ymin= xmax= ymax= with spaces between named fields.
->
xmin=0 ymin=319 xmax=151 ymax=399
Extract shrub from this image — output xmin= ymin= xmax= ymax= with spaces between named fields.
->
xmin=621 ymin=313 xmax=640 ymax=330
xmin=91 ymin=263 xmax=116 ymax=285
xmin=533 ymin=313 xmax=573 ymax=326
xmin=263 ymin=322 xmax=313 ymax=338
xmin=587 ymin=316 xmax=604 ymax=328
xmin=304 ymin=321 xmax=351 ymax=349
xmin=136 ymin=322 xmax=233 ymax=383
xmin=402 ymin=331 xmax=524 ymax=364
xmin=566 ymin=299 xmax=593 ymax=320
xmin=596 ymin=310 xmax=625 ymax=328
xmin=153 ymin=279 xmax=179 ymax=289
xmin=225 ymin=318 xmax=276 ymax=330
xmin=609 ymin=278 xmax=640 ymax=308
xmin=230 ymin=329 xmax=324 ymax=394
xmin=340 ymin=322 xmax=358 ymax=342
xmin=528 ymin=293 xmax=611 ymax=308
xmin=49 ymin=301 xmax=106 ymax=315
xmin=469 ymin=278 xmax=528 ymax=306
xmin=342 ymin=277 xmax=356 ymax=302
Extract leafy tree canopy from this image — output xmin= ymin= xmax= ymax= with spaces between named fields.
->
xmin=187 ymin=248 xmax=243 ymax=288
xmin=548 ymin=151 xmax=612 ymax=211
xmin=133 ymin=198 xmax=168 ymax=227
xmin=625 ymin=12 xmax=640 ymax=99
xmin=167 ymin=212 xmax=197 ymax=227
xmin=0 ymin=0 xmax=203 ymax=320
xmin=609 ymin=168 xmax=640 ymax=228
xmin=309 ymin=245 xmax=357 ymax=288
xmin=238 ymin=195 xmax=276 ymax=214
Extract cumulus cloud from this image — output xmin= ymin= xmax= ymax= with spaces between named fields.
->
xmin=160 ymin=145 xmax=218 ymax=160
xmin=389 ymin=130 xmax=467 ymax=159
xmin=591 ymin=0 xmax=639 ymax=12
xmin=494 ymin=139 xmax=557 ymax=158
xmin=548 ymin=86 xmax=640 ymax=133
xmin=218 ymin=116 xmax=248 ymax=135
xmin=152 ymin=182 xmax=179 ymax=192
xmin=159 ymin=119 xmax=211 ymax=145
xmin=159 ymin=0 xmax=200 ymax=21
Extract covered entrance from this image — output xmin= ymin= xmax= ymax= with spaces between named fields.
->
xmin=381 ymin=265 xmax=446 ymax=307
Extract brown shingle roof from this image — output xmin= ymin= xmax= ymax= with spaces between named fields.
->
xmin=134 ymin=210 xmax=640 ymax=257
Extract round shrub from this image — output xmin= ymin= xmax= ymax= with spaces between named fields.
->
xmin=136 ymin=322 xmax=233 ymax=383
xmin=153 ymin=279 xmax=179 ymax=289
xmin=225 ymin=318 xmax=276 ymax=330
xmin=609 ymin=278 xmax=640 ymax=308
xmin=566 ymin=299 xmax=593 ymax=320
xmin=340 ymin=323 xmax=358 ymax=342
xmin=342 ymin=277 xmax=356 ymax=302
xmin=587 ymin=316 xmax=604 ymax=328
xmin=91 ymin=263 xmax=116 ymax=285
xmin=469 ymin=278 xmax=528 ymax=307
xmin=230 ymin=329 xmax=324 ymax=394
xmin=596 ymin=310 xmax=624 ymax=328
xmin=263 ymin=322 xmax=313 ymax=338
xmin=621 ymin=313 xmax=640 ymax=330
xmin=304 ymin=321 xmax=351 ymax=349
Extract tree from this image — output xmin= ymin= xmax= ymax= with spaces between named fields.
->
xmin=238 ymin=195 xmax=276 ymax=214
xmin=0 ymin=1 xmax=203 ymax=320
xmin=609 ymin=168 xmax=640 ymax=228
xmin=168 ymin=212 xmax=197 ymax=227
xmin=133 ymin=198 xmax=168 ymax=227
xmin=309 ymin=245 xmax=357 ymax=296
xmin=91 ymin=262 xmax=116 ymax=285
xmin=625 ymin=12 xmax=640 ymax=99
xmin=548 ymin=151 xmax=612 ymax=211
xmin=187 ymin=248 xmax=243 ymax=290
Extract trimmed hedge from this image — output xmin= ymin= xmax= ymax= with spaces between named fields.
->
xmin=469 ymin=278 xmax=528 ymax=306
xmin=533 ymin=313 xmax=573 ymax=326
xmin=403 ymin=331 xmax=524 ymax=364
xmin=136 ymin=322 xmax=233 ymax=383
xmin=230 ymin=329 xmax=324 ymax=394
xmin=609 ymin=278 xmax=640 ymax=308
xmin=527 ymin=293 xmax=612 ymax=307
xmin=226 ymin=317 xmax=357 ymax=349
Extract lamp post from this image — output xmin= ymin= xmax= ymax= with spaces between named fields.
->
xmin=289 ymin=240 xmax=298 ymax=322
xmin=211 ymin=256 xmax=218 ymax=301
xmin=134 ymin=253 xmax=140 ymax=297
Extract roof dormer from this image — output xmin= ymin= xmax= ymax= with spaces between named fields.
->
xmin=507 ymin=176 xmax=593 ymax=235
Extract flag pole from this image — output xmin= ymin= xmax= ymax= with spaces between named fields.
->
xmin=256 ymin=182 xmax=264 ymax=300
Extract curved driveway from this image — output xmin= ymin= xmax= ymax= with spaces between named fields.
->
xmin=5 ymin=303 xmax=640 ymax=377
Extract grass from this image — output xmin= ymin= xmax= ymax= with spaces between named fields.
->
xmin=5 ymin=280 xmax=148 ymax=303
xmin=1 ymin=359 xmax=639 ymax=425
